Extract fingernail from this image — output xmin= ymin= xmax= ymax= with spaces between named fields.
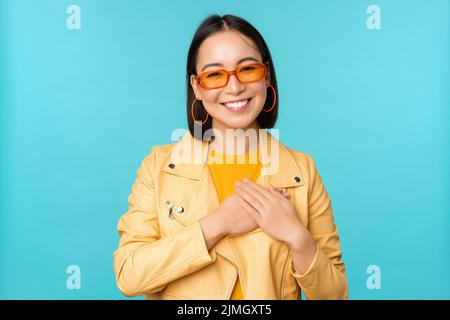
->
xmin=243 ymin=178 xmax=249 ymax=183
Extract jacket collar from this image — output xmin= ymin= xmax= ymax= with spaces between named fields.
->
xmin=162 ymin=128 xmax=305 ymax=188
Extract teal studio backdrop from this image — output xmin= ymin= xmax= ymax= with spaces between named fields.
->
xmin=1 ymin=0 xmax=449 ymax=299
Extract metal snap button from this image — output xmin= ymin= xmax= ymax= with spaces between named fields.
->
xmin=177 ymin=206 xmax=184 ymax=213
xmin=294 ymin=176 xmax=301 ymax=183
xmin=168 ymin=163 xmax=175 ymax=169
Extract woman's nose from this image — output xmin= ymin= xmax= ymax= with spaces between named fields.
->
xmin=224 ymin=74 xmax=245 ymax=95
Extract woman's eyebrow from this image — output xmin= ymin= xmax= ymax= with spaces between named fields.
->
xmin=200 ymin=56 xmax=259 ymax=72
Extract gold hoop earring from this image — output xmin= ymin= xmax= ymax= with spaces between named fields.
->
xmin=191 ymin=98 xmax=209 ymax=125
xmin=262 ymin=84 xmax=276 ymax=112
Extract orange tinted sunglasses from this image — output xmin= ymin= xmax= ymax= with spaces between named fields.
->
xmin=197 ymin=62 xmax=266 ymax=90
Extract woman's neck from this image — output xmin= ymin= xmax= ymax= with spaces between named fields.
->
xmin=209 ymin=120 xmax=260 ymax=155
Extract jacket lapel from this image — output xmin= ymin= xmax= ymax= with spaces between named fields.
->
xmin=162 ymin=128 xmax=305 ymax=188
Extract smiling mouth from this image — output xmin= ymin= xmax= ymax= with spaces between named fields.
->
xmin=221 ymin=98 xmax=252 ymax=111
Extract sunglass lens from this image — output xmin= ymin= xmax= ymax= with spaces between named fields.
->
xmin=201 ymin=70 xmax=227 ymax=89
xmin=237 ymin=64 xmax=265 ymax=83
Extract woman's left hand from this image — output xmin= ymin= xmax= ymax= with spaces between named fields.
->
xmin=235 ymin=178 xmax=315 ymax=254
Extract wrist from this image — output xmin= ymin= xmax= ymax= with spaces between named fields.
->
xmin=286 ymin=227 xmax=316 ymax=255
xmin=199 ymin=211 xmax=228 ymax=251
xmin=211 ymin=209 xmax=230 ymax=237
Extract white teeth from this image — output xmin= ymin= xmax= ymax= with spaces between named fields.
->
xmin=223 ymin=99 xmax=249 ymax=109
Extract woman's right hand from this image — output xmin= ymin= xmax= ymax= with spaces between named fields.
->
xmin=217 ymin=186 xmax=291 ymax=237
xmin=217 ymin=193 xmax=259 ymax=236
xmin=199 ymin=186 xmax=290 ymax=250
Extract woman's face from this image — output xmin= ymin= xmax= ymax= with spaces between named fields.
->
xmin=190 ymin=30 xmax=270 ymax=132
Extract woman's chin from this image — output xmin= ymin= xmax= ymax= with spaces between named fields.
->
xmin=210 ymin=108 xmax=260 ymax=130
xmin=222 ymin=118 xmax=257 ymax=130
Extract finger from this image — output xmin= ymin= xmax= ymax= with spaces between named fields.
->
xmin=278 ymin=190 xmax=290 ymax=199
xmin=272 ymin=187 xmax=290 ymax=199
xmin=238 ymin=180 xmax=270 ymax=205
xmin=242 ymin=178 xmax=274 ymax=200
xmin=237 ymin=196 xmax=262 ymax=224
xmin=268 ymin=184 xmax=287 ymax=200
xmin=235 ymin=183 xmax=265 ymax=212
xmin=273 ymin=187 xmax=286 ymax=195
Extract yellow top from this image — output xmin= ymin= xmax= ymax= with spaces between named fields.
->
xmin=207 ymin=147 xmax=262 ymax=300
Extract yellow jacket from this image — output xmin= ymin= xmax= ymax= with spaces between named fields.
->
xmin=113 ymin=129 xmax=348 ymax=300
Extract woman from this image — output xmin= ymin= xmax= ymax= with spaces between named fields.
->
xmin=113 ymin=14 xmax=348 ymax=300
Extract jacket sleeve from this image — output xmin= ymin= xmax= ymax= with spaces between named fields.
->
xmin=113 ymin=147 xmax=217 ymax=297
xmin=288 ymin=154 xmax=348 ymax=300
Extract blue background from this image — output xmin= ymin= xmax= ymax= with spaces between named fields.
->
xmin=1 ymin=0 xmax=449 ymax=299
